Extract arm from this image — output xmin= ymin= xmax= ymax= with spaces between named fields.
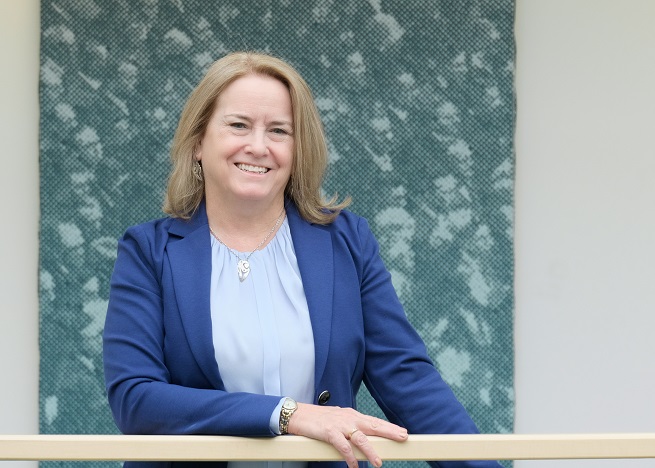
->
xmin=102 ymin=224 xmax=281 ymax=436
xmin=356 ymin=217 xmax=502 ymax=468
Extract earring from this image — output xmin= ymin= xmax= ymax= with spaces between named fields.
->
xmin=192 ymin=160 xmax=203 ymax=181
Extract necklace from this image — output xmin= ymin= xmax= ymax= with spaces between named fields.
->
xmin=209 ymin=210 xmax=285 ymax=282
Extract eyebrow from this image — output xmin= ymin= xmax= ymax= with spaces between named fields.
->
xmin=224 ymin=113 xmax=293 ymax=127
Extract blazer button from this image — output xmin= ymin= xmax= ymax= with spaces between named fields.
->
xmin=318 ymin=390 xmax=331 ymax=405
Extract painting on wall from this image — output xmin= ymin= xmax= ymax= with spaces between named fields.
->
xmin=39 ymin=1 xmax=515 ymax=467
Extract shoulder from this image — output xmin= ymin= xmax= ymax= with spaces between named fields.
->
xmin=117 ymin=204 xmax=208 ymax=257
xmin=288 ymin=201 xmax=376 ymax=243
xmin=308 ymin=208 xmax=379 ymax=260
xmin=326 ymin=209 xmax=375 ymax=242
xmin=116 ymin=216 xmax=179 ymax=266
xmin=121 ymin=207 xmax=206 ymax=243
xmin=121 ymin=216 xmax=174 ymax=245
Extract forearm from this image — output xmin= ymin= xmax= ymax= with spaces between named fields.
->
xmin=107 ymin=377 xmax=281 ymax=436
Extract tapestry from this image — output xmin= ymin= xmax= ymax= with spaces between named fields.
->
xmin=39 ymin=1 xmax=515 ymax=467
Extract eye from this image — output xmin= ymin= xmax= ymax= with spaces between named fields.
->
xmin=269 ymin=127 xmax=293 ymax=142
xmin=230 ymin=122 xmax=247 ymax=129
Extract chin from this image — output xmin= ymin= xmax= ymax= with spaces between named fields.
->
xmin=234 ymin=191 xmax=281 ymax=203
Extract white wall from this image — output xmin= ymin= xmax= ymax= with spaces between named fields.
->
xmin=512 ymin=0 xmax=655 ymax=466
xmin=0 ymin=2 xmax=41 ymax=468
xmin=1 ymin=1 xmax=654 ymax=467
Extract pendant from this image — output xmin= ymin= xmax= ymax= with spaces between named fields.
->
xmin=237 ymin=259 xmax=250 ymax=282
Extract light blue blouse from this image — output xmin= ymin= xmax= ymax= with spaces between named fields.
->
xmin=210 ymin=216 xmax=315 ymax=468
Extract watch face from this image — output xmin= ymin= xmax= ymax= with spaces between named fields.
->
xmin=283 ymin=398 xmax=297 ymax=410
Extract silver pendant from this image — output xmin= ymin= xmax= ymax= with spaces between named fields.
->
xmin=237 ymin=260 xmax=251 ymax=282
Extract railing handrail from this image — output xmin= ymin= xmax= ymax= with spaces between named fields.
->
xmin=1 ymin=433 xmax=655 ymax=461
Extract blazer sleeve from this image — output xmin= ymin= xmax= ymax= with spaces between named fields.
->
xmin=102 ymin=223 xmax=281 ymax=436
xmin=355 ymin=218 xmax=502 ymax=468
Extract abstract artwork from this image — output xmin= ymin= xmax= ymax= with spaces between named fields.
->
xmin=39 ymin=1 xmax=515 ymax=467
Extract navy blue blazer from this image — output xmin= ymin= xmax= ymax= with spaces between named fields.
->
xmin=103 ymin=201 xmax=500 ymax=468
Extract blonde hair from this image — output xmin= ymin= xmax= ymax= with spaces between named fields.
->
xmin=163 ymin=51 xmax=350 ymax=224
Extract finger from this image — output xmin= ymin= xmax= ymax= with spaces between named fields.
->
xmin=348 ymin=429 xmax=383 ymax=468
xmin=361 ymin=417 xmax=408 ymax=441
xmin=345 ymin=427 xmax=360 ymax=440
xmin=328 ymin=431 xmax=359 ymax=468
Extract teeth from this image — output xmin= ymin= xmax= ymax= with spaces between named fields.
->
xmin=237 ymin=163 xmax=269 ymax=174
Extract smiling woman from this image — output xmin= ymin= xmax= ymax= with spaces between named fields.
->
xmin=197 ymin=74 xmax=294 ymax=230
xmin=163 ymin=52 xmax=350 ymax=226
xmin=102 ymin=51 xmax=502 ymax=468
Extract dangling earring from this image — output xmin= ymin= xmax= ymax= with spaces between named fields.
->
xmin=192 ymin=160 xmax=203 ymax=181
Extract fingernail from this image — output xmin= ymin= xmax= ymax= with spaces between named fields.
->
xmin=374 ymin=457 xmax=382 ymax=467
xmin=399 ymin=431 xmax=408 ymax=439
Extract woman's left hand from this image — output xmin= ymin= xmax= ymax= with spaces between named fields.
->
xmin=287 ymin=403 xmax=408 ymax=468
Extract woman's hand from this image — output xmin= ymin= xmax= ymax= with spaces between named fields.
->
xmin=287 ymin=403 xmax=408 ymax=468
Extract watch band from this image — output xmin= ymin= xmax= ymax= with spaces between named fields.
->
xmin=279 ymin=397 xmax=298 ymax=435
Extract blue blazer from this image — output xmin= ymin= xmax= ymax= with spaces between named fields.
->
xmin=103 ymin=201 xmax=500 ymax=468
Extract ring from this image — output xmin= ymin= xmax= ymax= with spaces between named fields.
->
xmin=346 ymin=428 xmax=360 ymax=440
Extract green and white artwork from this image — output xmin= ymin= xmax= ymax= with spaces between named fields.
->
xmin=39 ymin=1 xmax=515 ymax=467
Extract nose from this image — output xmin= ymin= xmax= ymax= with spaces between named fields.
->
xmin=246 ymin=128 xmax=268 ymax=157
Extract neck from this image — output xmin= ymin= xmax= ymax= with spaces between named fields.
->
xmin=206 ymin=197 xmax=285 ymax=252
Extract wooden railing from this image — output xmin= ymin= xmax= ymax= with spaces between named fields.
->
xmin=1 ymin=434 xmax=655 ymax=461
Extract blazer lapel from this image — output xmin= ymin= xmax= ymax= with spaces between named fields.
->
xmin=164 ymin=202 xmax=335 ymax=393
xmin=166 ymin=204 xmax=224 ymax=389
xmin=287 ymin=204 xmax=334 ymax=389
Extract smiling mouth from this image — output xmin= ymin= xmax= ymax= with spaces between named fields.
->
xmin=236 ymin=163 xmax=269 ymax=174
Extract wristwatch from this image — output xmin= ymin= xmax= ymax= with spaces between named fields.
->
xmin=279 ymin=397 xmax=298 ymax=435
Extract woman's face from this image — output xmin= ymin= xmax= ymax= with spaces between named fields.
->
xmin=197 ymin=74 xmax=294 ymax=210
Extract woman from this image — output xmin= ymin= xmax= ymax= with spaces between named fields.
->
xmin=103 ymin=51 xmax=501 ymax=468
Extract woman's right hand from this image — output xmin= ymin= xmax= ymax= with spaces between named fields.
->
xmin=287 ymin=403 xmax=408 ymax=468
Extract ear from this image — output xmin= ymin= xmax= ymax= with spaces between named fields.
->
xmin=194 ymin=141 xmax=202 ymax=161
